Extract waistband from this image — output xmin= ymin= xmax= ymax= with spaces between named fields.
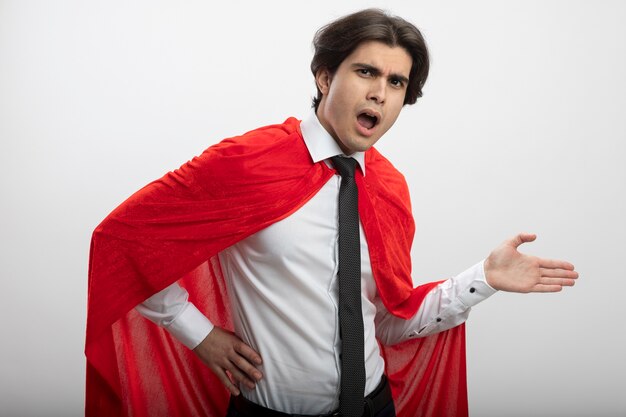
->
xmin=230 ymin=375 xmax=392 ymax=417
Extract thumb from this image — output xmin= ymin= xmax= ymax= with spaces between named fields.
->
xmin=509 ymin=232 xmax=537 ymax=249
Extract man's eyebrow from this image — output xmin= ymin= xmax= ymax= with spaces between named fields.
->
xmin=351 ymin=63 xmax=409 ymax=84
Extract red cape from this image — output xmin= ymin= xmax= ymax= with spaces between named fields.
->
xmin=86 ymin=118 xmax=468 ymax=417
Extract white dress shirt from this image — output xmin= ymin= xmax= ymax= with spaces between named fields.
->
xmin=136 ymin=112 xmax=497 ymax=414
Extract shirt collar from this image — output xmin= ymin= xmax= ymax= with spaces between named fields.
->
xmin=300 ymin=110 xmax=366 ymax=176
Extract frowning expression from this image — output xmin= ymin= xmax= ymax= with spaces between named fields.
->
xmin=315 ymin=41 xmax=412 ymax=155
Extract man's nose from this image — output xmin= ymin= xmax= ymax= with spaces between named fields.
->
xmin=367 ymin=79 xmax=386 ymax=104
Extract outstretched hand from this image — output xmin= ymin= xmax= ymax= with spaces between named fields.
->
xmin=193 ymin=326 xmax=263 ymax=396
xmin=484 ymin=233 xmax=578 ymax=293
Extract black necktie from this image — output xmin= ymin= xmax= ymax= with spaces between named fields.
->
xmin=331 ymin=156 xmax=365 ymax=417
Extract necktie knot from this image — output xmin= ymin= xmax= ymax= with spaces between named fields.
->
xmin=331 ymin=156 xmax=357 ymax=178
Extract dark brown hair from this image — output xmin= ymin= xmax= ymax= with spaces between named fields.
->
xmin=311 ymin=8 xmax=429 ymax=110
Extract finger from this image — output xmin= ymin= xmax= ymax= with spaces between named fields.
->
xmin=538 ymin=258 xmax=575 ymax=270
xmin=528 ymin=284 xmax=563 ymax=293
xmin=510 ymin=233 xmax=537 ymax=249
xmin=225 ymin=357 xmax=258 ymax=390
xmin=233 ymin=341 xmax=263 ymax=380
xmin=538 ymin=277 xmax=576 ymax=287
xmin=215 ymin=368 xmax=241 ymax=396
xmin=231 ymin=353 xmax=263 ymax=382
xmin=234 ymin=341 xmax=263 ymax=365
xmin=540 ymin=268 xmax=579 ymax=279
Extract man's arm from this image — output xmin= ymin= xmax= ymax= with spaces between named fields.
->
xmin=375 ymin=260 xmax=495 ymax=344
xmin=135 ymin=283 xmax=214 ymax=348
xmin=136 ymin=285 xmax=263 ymax=396
xmin=375 ymin=233 xmax=578 ymax=345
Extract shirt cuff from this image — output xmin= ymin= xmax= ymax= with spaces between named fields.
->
xmin=456 ymin=259 xmax=498 ymax=308
xmin=166 ymin=302 xmax=214 ymax=350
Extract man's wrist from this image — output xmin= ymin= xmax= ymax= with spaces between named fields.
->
xmin=484 ymin=256 xmax=497 ymax=290
xmin=456 ymin=259 xmax=498 ymax=308
xmin=166 ymin=303 xmax=214 ymax=350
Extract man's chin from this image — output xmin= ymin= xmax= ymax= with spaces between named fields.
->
xmin=354 ymin=136 xmax=383 ymax=152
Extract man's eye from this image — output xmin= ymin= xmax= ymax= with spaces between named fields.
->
xmin=390 ymin=79 xmax=405 ymax=88
xmin=359 ymin=69 xmax=371 ymax=76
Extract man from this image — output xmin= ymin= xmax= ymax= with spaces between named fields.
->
xmin=85 ymin=9 xmax=578 ymax=417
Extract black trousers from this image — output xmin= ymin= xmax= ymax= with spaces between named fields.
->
xmin=225 ymin=395 xmax=396 ymax=417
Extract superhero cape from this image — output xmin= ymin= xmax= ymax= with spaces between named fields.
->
xmin=86 ymin=117 xmax=468 ymax=417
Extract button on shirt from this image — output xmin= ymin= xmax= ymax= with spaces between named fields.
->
xmin=136 ymin=112 xmax=497 ymax=414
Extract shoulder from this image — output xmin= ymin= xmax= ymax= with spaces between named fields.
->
xmin=181 ymin=117 xmax=312 ymax=191
xmin=209 ymin=117 xmax=303 ymax=156
xmin=364 ymin=147 xmax=410 ymax=197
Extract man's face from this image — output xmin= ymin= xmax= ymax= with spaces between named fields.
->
xmin=315 ymin=40 xmax=412 ymax=155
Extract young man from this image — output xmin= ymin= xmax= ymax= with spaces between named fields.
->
xmin=86 ymin=9 xmax=578 ymax=417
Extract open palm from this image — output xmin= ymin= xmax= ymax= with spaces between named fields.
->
xmin=484 ymin=233 xmax=578 ymax=293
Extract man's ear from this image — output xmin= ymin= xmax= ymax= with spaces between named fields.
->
xmin=315 ymin=67 xmax=332 ymax=95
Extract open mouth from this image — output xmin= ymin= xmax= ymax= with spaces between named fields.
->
xmin=357 ymin=111 xmax=379 ymax=130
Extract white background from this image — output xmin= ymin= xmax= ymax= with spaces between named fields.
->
xmin=1 ymin=1 xmax=625 ymax=416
